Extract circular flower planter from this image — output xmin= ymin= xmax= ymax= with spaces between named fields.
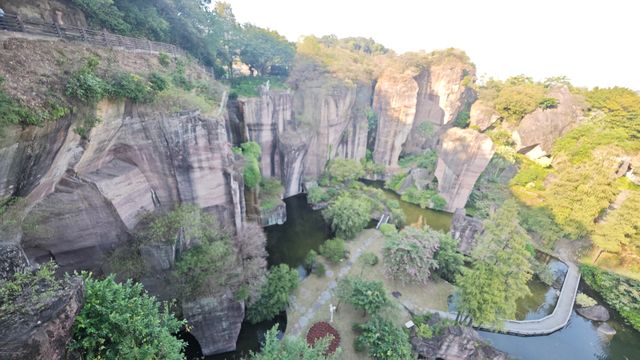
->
xmin=306 ymin=321 xmax=341 ymax=355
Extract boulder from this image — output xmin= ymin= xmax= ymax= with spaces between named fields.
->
xmin=435 ymin=128 xmax=495 ymax=212
xmin=450 ymin=208 xmax=484 ymax=254
xmin=0 ymin=276 xmax=84 ymax=360
xmin=577 ymin=305 xmax=610 ymax=322
xmin=513 ymin=86 xmax=585 ymax=153
xmin=397 ymin=167 xmax=435 ymax=194
xmin=182 ymin=292 xmax=245 ymax=356
xmin=0 ymin=242 xmax=30 ymax=280
xmin=411 ymin=323 xmax=509 ymax=360
xmin=597 ymin=323 xmax=617 ymax=337
xmin=469 ymin=100 xmax=499 ymax=131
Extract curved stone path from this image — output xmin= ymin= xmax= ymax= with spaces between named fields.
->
xmin=287 ymin=231 xmax=380 ymax=336
xmin=423 ymin=259 xmax=581 ymax=336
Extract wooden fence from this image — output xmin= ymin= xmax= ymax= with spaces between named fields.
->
xmin=0 ymin=13 xmax=215 ymax=78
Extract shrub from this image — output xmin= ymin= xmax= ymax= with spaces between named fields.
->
xmin=385 ymin=173 xmax=407 ymax=192
xmin=250 ymin=324 xmax=337 ymax=359
xmin=70 ymin=273 xmax=186 ymax=360
xmin=304 ymin=249 xmax=318 ymax=268
xmin=383 ymin=227 xmax=440 ymax=285
xmin=172 ymin=61 xmax=194 ymax=91
xmin=319 ymin=238 xmax=347 ymax=263
xmin=360 ymin=252 xmax=379 ymax=266
xmin=326 ymin=158 xmax=365 ymax=184
xmin=107 ymin=72 xmax=154 ymax=103
xmin=323 ymin=193 xmax=372 ymax=239
xmin=66 ymin=66 xmax=107 ymax=103
xmin=401 ymin=186 xmax=446 ymax=210
xmin=313 ymin=262 xmax=326 ymax=277
xmin=538 ymin=97 xmax=558 ymax=109
xmin=74 ymin=116 xmax=101 ymax=140
xmin=356 ymin=315 xmax=413 ymax=360
xmin=434 ymin=232 xmax=464 ymax=283
xmin=246 ymin=264 xmax=299 ymax=323
xmin=416 ymin=323 xmax=433 ymax=339
xmin=149 ymin=72 xmax=169 ymax=92
xmin=0 ymin=261 xmax=61 ymax=314
xmin=453 ymin=109 xmax=470 ymax=128
xmin=580 ymin=264 xmax=640 ymax=331
xmin=237 ymin=142 xmax=262 ymax=189
xmin=576 ymin=293 xmax=597 ymax=308
xmin=158 ymin=52 xmax=171 ymax=67
xmin=336 ymin=276 xmax=389 ymax=317
xmin=174 ymin=237 xmax=233 ymax=297
xmin=379 ymin=223 xmax=397 ymax=236
xmin=307 ymin=186 xmax=331 ymax=204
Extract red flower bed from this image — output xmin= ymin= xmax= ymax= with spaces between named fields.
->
xmin=306 ymin=321 xmax=341 ymax=355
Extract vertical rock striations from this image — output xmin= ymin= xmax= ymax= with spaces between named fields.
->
xmin=435 ymin=128 xmax=495 ymax=212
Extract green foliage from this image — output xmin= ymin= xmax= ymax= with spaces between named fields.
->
xmin=418 ymin=121 xmax=434 ymax=136
xmin=416 ymin=323 xmax=433 ymax=339
xmin=304 ymin=250 xmax=318 ymax=268
xmin=592 ymin=191 xmax=640 ymax=268
xmin=174 ymin=236 xmax=233 ymax=297
xmin=453 ymin=109 xmax=470 ymax=128
xmin=250 ymin=325 xmax=336 ymax=360
xmin=378 ymin=223 xmax=397 ymax=236
xmin=575 ymin=293 xmax=597 ymax=307
xmin=307 ymin=185 xmax=331 ymax=204
xmin=66 ymin=58 xmax=108 ymax=103
xmin=480 ymin=76 xmax=547 ymax=123
xmin=401 ymin=186 xmax=446 ymax=210
xmin=259 ymin=178 xmax=284 ymax=211
xmin=385 ymin=173 xmax=407 ymax=192
xmin=360 ymin=252 xmax=379 ymax=267
xmin=586 ymin=87 xmax=640 ymax=138
xmin=538 ymin=97 xmax=558 ymax=109
xmin=326 ymin=158 xmax=365 ymax=184
xmin=70 ymin=273 xmax=186 ymax=360
xmin=355 ymin=315 xmax=413 ymax=360
xmin=229 ymin=75 xmax=288 ymax=97
xmin=313 ymin=262 xmax=326 ymax=277
xmin=580 ymin=264 xmax=640 ymax=331
xmin=383 ymin=226 xmax=440 ymax=285
xmin=239 ymin=24 xmax=295 ymax=75
xmin=510 ymin=159 xmax=550 ymax=190
xmin=545 ymin=157 xmax=618 ymax=238
xmin=107 ymin=72 xmax=154 ymax=103
xmin=143 ymin=204 xmax=219 ymax=245
xmin=0 ymin=261 xmax=60 ymax=315
xmin=518 ymin=206 xmax=565 ymax=248
xmin=171 ymin=60 xmax=194 ymax=91
xmin=237 ymin=142 xmax=262 ymax=189
xmin=158 ymin=52 xmax=171 ymax=67
xmin=246 ymin=264 xmax=298 ymax=323
xmin=149 ymin=72 xmax=169 ymax=92
xmin=0 ymin=78 xmax=69 ymax=129
xmin=397 ymin=150 xmax=437 ymax=170
xmin=336 ymin=276 xmax=389 ymax=317
xmin=466 ymin=155 xmax=514 ymax=219
xmin=323 ymin=193 xmax=372 ymax=239
xmin=74 ymin=116 xmax=101 ymax=140
xmin=434 ymin=233 xmax=464 ymax=283
xmin=456 ymin=200 xmax=533 ymax=327
xmin=319 ymin=238 xmax=347 ymax=263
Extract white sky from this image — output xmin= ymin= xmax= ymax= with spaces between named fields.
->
xmin=224 ymin=0 xmax=639 ymax=89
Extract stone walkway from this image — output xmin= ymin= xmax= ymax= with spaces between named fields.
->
xmin=287 ymin=231 xmax=380 ymax=336
xmin=422 ymin=259 xmax=581 ymax=336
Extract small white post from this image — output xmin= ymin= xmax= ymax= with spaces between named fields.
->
xmin=329 ymin=304 xmax=336 ymax=323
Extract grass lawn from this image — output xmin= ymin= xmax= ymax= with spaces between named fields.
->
xmin=286 ymin=228 xmax=455 ymax=359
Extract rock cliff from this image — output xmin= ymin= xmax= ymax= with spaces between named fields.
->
xmin=435 ymin=128 xmax=495 ymax=212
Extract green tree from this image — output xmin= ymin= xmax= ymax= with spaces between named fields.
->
xmin=246 ymin=264 xmax=298 ymax=323
xmin=336 ymin=276 xmax=388 ymax=317
xmin=434 ymin=232 xmax=464 ymax=283
xmin=323 ymin=193 xmax=372 ymax=239
xmin=239 ymin=24 xmax=295 ymax=75
xmin=382 ymin=227 xmax=440 ymax=285
xmin=355 ymin=315 xmax=413 ymax=360
xmin=250 ymin=325 xmax=337 ymax=360
xmin=70 ymin=274 xmax=186 ymax=360
xmin=592 ymin=191 xmax=640 ymax=266
xmin=237 ymin=141 xmax=262 ymax=189
xmin=319 ymin=237 xmax=347 ymax=263
xmin=325 ymin=158 xmax=365 ymax=184
xmin=455 ymin=199 xmax=533 ymax=327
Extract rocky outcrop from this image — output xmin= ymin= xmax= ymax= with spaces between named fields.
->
xmin=513 ymin=86 xmax=585 ymax=154
xmin=372 ymin=70 xmax=419 ymax=166
xmin=0 ymin=0 xmax=88 ymax=28
xmin=259 ymin=202 xmax=287 ymax=226
xmin=435 ymin=128 xmax=495 ymax=212
xmin=0 ymin=276 xmax=84 ymax=360
xmin=451 ymin=208 xmax=484 ymax=254
xmin=19 ymin=102 xmax=245 ymax=272
xmin=411 ymin=322 xmax=509 ymax=360
xmin=469 ymin=100 xmax=499 ymax=131
xmin=577 ymin=305 xmax=610 ymax=322
xmin=397 ymin=167 xmax=435 ymax=194
xmin=0 ymin=242 xmax=30 ymax=279
xmin=182 ymin=292 xmax=245 ymax=356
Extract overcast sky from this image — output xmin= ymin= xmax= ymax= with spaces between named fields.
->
xmin=225 ymin=0 xmax=639 ymax=89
